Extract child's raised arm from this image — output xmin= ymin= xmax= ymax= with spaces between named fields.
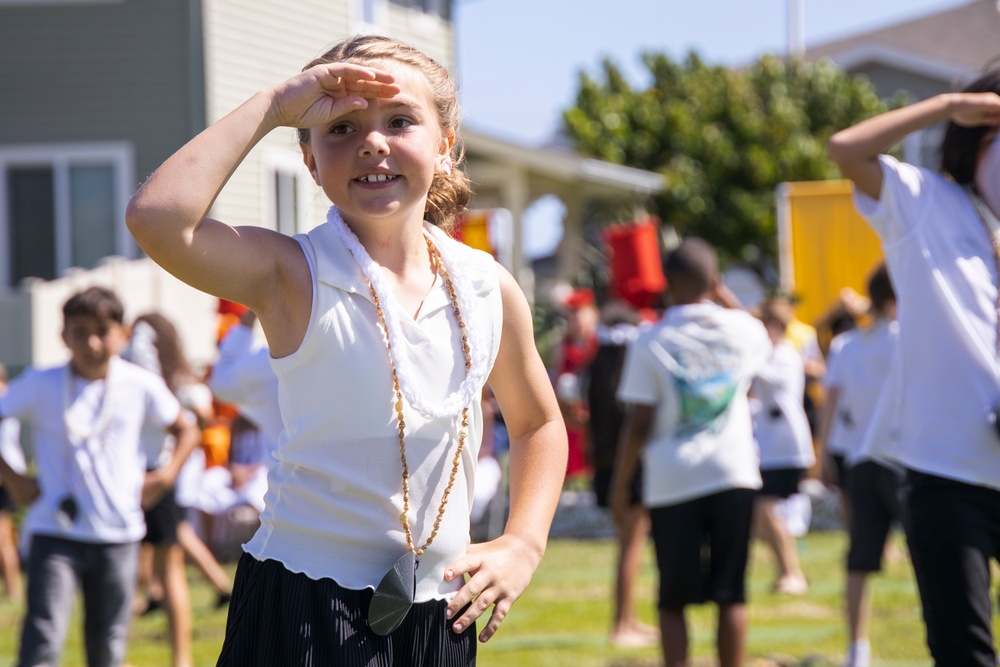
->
xmin=827 ymin=92 xmax=1000 ymax=201
xmin=126 ymin=64 xmax=399 ymax=354
xmin=444 ymin=266 xmax=568 ymax=643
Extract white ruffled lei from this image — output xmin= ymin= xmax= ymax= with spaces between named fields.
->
xmin=326 ymin=206 xmax=489 ymax=420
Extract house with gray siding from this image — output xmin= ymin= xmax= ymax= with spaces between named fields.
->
xmin=806 ymin=0 xmax=1000 ymax=166
xmin=0 ymin=0 xmax=663 ymax=372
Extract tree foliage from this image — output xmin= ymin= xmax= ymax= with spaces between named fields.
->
xmin=562 ymin=53 xmax=896 ymax=261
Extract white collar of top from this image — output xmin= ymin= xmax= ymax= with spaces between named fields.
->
xmin=326 ymin=205 xmax=490 ymax=420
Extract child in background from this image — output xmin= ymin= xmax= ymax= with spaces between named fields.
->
xmin=819 ymin=264 xmax=900 ymax=667
xmin=0 ymin=286 xmax=199 ymax=667
xmin=552 ymin=287 xmax=600 ymax=480
xmin=828 ymin=68 xmax=1000 ymax=666
xmin=125 ymin=34 xmax=567 ymax=665
xmin=612 ymin=238 xmax=771 ymax=667
xmin=586 ymin=299 xmax=657 ymax=648
xmin=208 ymin=308 xmax=282 ymax=443
xmin=124 ymin=312 xmax=217 ymax=667
xmin=750 ymin=298 xmax=816 ymax=596
xmin=0 ymin=363 xmax=25 ymax=600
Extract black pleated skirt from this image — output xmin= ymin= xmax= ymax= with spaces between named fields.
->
xmin=217 ymin=553 xmax=477 ymax=667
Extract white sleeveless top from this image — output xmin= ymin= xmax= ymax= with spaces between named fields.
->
xmin=244 ymin=221 xmax=503 ymax=601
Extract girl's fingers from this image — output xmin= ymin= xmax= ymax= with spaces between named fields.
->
xmin=478 ymin=598 xmax=512 ymax=642
xmin=451 ymin=576 xmax=498 ymax=634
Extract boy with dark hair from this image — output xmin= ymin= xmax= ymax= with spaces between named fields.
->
xmin=0 ymin=286 xmax=199 ymax=667
xmin=611 ymin=238 xmax=771 ymax=667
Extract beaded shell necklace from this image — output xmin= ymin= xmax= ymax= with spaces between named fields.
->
xmin=326 ymin=207 xmax=477 ymax=635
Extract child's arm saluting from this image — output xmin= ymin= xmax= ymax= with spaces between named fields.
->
xmin=828 ymin=92 xmax=1000 ymax=200
xmin=126 ymin=64 xmax=400 ymax=358
xmin=444 ymin=267 xmax=568 ymax=643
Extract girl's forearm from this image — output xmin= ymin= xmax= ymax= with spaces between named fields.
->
xmin=828 ymin=94 xmax=954 ymax=167
xmin=502 ymin=420 xmax=567 ymax=561
xmin=126 ymin=92 xmax=278 ymax=245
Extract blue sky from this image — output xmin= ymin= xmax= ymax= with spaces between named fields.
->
xmin=451 ymin=0 xmax=971 ymax=257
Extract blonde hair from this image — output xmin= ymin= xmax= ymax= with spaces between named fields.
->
xmin=299 ymin=34 xmax=471 ymax=229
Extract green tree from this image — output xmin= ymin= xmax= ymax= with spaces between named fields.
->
xmin=563 ymin=53 xmax=895 ymax=261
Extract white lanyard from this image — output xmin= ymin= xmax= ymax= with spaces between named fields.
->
xmin=63 ymin=363 xmax=115 ymax=448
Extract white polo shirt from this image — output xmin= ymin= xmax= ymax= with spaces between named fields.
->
xmin=617 ymin=302 xmax=771 ymax=507
xmin=244 ymin=221 xmax=503 ymax=603
xmin=0 ymin=357 xmax=180 ymax=543
xmin=854 ymin=155 xmax=1000 ymax=489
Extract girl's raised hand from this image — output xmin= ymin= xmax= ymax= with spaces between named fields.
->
xmin=949 ymin=91 xmax=1000 ymax=127
xmin=267 ymin=63 xmax=401 ymax=132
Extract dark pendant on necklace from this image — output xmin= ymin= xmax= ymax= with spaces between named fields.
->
xmin=368 ymin=551 xmax=417 ymax=635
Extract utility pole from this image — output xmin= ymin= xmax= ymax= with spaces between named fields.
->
xmin=788 ymin=0 xmax=805 ymax=58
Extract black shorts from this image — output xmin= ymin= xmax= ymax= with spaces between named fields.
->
xmin=903 ymin=469 xmax=1000 ymax=667
xmin=846 ymin=461 xmax=901 ymax=572
xmin=759 ymin=467 xmax=806 ymax=499
xmin=591 ymin=465 xmax=642 ymax=509
xmin=217 ymin=554 xmax=477 ymax=667
xmin=0 ymin=486 xmax=14 ymax=513
xmin=830 ymin=453 xmax=850 ymax=490
xmin=142 ymin=490 xmax=182 ymax=546
xmin=649 ymin=487 xmax=756 ymax=610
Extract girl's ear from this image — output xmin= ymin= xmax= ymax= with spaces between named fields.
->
xmin=301 ymin=143 xmax=320 ymax=185
xmin=436 ymin=133 xmax=456 ymax=175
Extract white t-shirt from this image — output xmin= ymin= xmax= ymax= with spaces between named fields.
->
xmin=244 ymin=221 xmax=503 ymax=603
xmin=0 ymin=357 xmax=181 ymax=543
xmin=0 ymin=417 xmax=26 ymax=478
xmin=823 ymin=320 xmax=899 ymax=466
xmin=617 ymin=302 xmax=771 ymax=507
xmin=821 ymin=336 xmax=848 ymax=456
xmin=208 ymin=325 xmax=283 ymax=443
xmin=853 ymin=155 xmax=1000 ymax=489
xmin=751 ymin=341 xmax=816 ymax=470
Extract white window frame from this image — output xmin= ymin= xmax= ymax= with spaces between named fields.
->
xmin=354 ymin=0 xmax=387 ymax=32
xmin=0 ymin=141 xmax=135 ymax=287
xmin=260 ymin=149 xmax=311 ymax=236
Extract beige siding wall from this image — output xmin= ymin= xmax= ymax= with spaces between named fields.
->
xmin=202 ymin=0 xmax=455 ymax=233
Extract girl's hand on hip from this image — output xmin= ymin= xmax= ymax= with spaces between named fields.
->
xmin=267 ymin=63 xmax=401 ymax=131
xmin=444 ymin=534 xmax=543 ymax=642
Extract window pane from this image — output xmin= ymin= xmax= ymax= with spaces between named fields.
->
xmin=70 ymin=164 xmax=116 ymax=269
xmin=7 ymin=167 xmax=56 ymax=284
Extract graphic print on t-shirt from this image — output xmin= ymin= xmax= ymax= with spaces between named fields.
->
xmin=666 ymin=344 xmax=741 ymax=439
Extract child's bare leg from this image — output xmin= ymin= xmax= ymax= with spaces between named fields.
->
xmin=135 ymin=543 xmax=162 ymax=614
xmin=659 ymin=607 xmax=688 ymax=667
xmin=177 ymin=520 xmax=231 ymax=598
xmin=717 ymin=602 xmax=746 ymax=667
xmin=846 ymin=570 xmax=871 ymax=643
xmin=157 ymin=544 xmax=193 ymax=667
xmin=755 ymin=497 xmax=806 ymax=592
xmin=0 ymin=512 xmax=22 ymax=599
xmin=611 ymin=506 xmax=656 ymax=645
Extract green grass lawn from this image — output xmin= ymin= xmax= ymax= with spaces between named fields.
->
xmin=0 ymin=530 xmax=995 ymax=666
